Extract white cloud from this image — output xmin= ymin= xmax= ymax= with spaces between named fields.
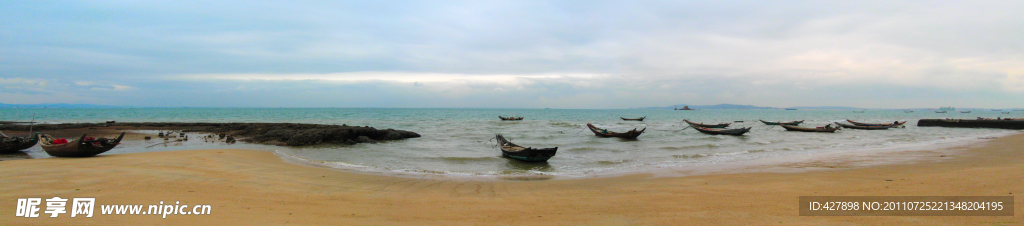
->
xmin=3 ymin=1 xmax=1023 ymax=108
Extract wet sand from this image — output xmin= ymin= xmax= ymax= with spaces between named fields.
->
xmin=1 ymin=133 xmax=1021 ymax=225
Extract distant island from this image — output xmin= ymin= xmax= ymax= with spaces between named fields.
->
xmin=639 ymin=104 xmax=1024 ymax=110
xmin=640 ymin=104 xmax=869 ymax=110
xmin=0 ymin=103 xmax=125 ymax=108
xmin=784 ymin=106 xmax=861 ymax=110
xmin=640 ymin=104 xmax=778 ymax=110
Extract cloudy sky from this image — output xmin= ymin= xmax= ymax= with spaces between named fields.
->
xmin=2 ymin=1 xmax=1021 ymax=108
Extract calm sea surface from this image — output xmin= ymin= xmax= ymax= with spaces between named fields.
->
xmin=2 ymin=108 xmax=1019 ymax=178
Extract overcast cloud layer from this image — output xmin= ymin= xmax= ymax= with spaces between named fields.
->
xmin=2 ymin=1 xmax=1022 ymax=108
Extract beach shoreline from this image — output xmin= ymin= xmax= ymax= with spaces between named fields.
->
xmin=2 ymin=133 xmax=1022 ymax=225
xmin=269 ymin=129 xmax=1020 ymax=181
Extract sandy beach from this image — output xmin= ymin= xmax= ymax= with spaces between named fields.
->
xmin=2 ymin=133 xmax=1021 ymax=225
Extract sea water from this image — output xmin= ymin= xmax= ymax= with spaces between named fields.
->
xmin=2 ymin=108 xmax=1019 ymax=178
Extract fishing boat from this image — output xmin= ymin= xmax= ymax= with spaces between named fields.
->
xmin=780 ymin=124 xmax=840 ymax=133
xmin=846 ymin=120 xmax=906 ymax=128
xmin=1 ymin=132 xmax=38 ymax=153
xmin=935 ymin=111 xmax=947 ymax=113
xmin=494 ymin=134 xmax=557 ymax=162
xmin=690 ymin=125 xmax=751 ymax=136
xmin=586 ymin=123 xmax=645 ymax=139
xmin=620 ymin=116 xmax=646 ymax=121
xmin=834 ymin=122 xmax=890 ymax=130
xmin=39 ymin=133 xmax=125 ymax=157
xmin=498 ymin=116 xmax=524 ymax=121
xmin=758 ymin=120 xmax=804 ymax=126
xmin=960 ymin=111 xmax=971 ymax=113
xmin=852 ymin=110 xmax=865 ymax=113
xmin=683 ymin=119 xmax=730 ymax=128
xmin=1003 ymin=112 xmax=1011 ymax=114
xmin=903 ymin=110 xmax=914 ymax=113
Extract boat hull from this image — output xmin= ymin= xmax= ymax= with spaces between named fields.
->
xmin=835 ymin=123 xmax=889 ymax=130
xmin=496 ymin=135 xmax=557 ymax=162
xmin=759 ymin=120 xmax=804 ymax=126
xmin=0 ymin=133 xmax=38 ymax=153
xmin=40 ymin=133 xmax=124 ymax=157
xmin=781 ymin=125 xmax=839 ymax=132
xmin=502 ymin=153 xmax=554 ymax=162
xmin=846 ymin=120 xmax=906 ymax=128
xmin=587 ymin=123 xmax=645 ymax=139
xmin=684 ymin=120 xmax=730 ymax=128
xmin=692 ymin=126 xmax=751 ymax=136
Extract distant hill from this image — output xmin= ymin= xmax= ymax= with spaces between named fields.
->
xmin=784 ymin=106 xmax=860 ymax=110
xmin=0 ymin=103 xmax=124 ymax=108
xmin=640 ymin=104 xmax=778 ymax=110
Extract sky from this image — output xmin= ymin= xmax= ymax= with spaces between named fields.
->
xmin=1 ymin=1 xmax=1022 ymax=109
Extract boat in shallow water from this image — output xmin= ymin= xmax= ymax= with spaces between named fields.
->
xmin=835 ymin=122 xmax=890 ymax=130
xmin=781 ymin=124 xmax=840 ymax=133
xmin=620 ymin=116 xmax=646 ymax=121
xmin=586 ymin=123 xmax=645 ymax=139
xmin=498 ymin=116 xmax=524 ymax=121
xmin=759 ymin=120 xmax=804 ymax=126
xmin=495 ymin=134 xmax=557 ymax=162
xmin=683 ymin=119 xmax=730 ymax=128
xmin=690 ymin=125 xmax=751 ymax=136
xmin=846 ymin=120 xmax=906 ymax=128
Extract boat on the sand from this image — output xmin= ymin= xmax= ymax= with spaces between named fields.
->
xmin=40 ymin=133 xmax=125 ymax=157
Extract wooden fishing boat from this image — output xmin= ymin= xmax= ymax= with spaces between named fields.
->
xmin=935 ymin=111 xmax=947 ymax=113
xmin=781 ymin=124 xmax=840 ymax=133
xmin=1 ymin=132 xmax=38 ymax=153
xmin=620 ymin=116 xmax=646 ymax=121
xmin=960 ymin=111 xmax=972 ymax=113
xmin=691 ymin=125 xmax=751 ymax=136
xmin=759 ymin=120 xmax=804 ymax=126
xmin=683 ymin=119 xmax=730 ymax=128
xmin=834 ymin=122 xmax=889 ymax=130
xmin=846 ymin=120 xmax=906 ymax=128
xmin=495 ymin=134 xmax=557 ymax=162
xmin=498 ymin=116 xmax=524 ymax=121
xmin=586 ymin=123 xmax=645 ymax=139
xmin=39 ymin=133 xmax=124 ymax=157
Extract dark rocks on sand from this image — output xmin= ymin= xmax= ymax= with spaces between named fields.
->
xmin=0 ymin=122 xmax=420 ymax=147
xmin=917 ymin=119 xmax=1024 ymax=129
